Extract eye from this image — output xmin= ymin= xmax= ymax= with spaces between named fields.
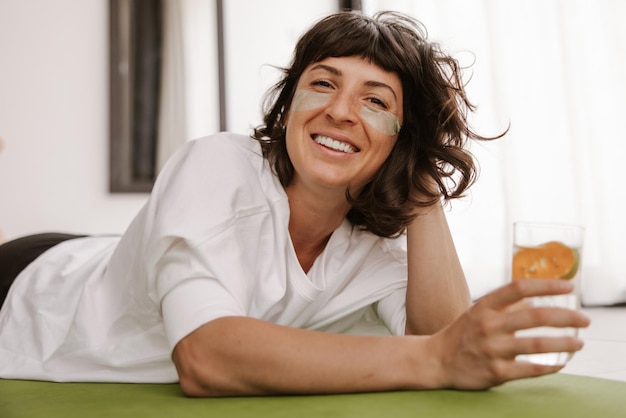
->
xmin=366 ymin=96 xmax=389 ymax=110
xmin=311 ymin=79 xmax=334 ymax=90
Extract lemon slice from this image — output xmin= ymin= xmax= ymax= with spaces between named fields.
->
xmin=512 ymin=241 xmax=579 ymax=280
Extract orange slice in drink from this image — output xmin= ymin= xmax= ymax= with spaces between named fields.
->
xmin=512 ymin=241 xmax=579 ymax=280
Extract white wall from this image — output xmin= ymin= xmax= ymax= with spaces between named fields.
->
xmin=0 ymin=0 xmax=147 ymax=240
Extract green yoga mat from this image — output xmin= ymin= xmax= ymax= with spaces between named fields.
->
xmin=1 ymin=373 xmax=625 ymax=418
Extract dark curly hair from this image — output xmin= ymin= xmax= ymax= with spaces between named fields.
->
xmin=252 ymin=11 xmax=504 ymax=238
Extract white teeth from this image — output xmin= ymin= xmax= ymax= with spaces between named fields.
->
xmin=314 ymin=136 xmax=356 ymax=153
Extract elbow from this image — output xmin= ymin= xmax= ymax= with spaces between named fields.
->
xmin=174 ymin=352 xmax=217 ymax=397
xmin=178 ymin=371 xmax=217 ymax=398
xmin=173 ymin=339 xmax=229 ymax=398
xmin=172 ymin=318 xmax=268 ymax=397
xmin=178 ymin=373 xmax=207 ymax=398
xmin=176 ymin=362 xmax=240 ymax=398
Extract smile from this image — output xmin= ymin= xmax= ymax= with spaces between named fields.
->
xmin=313 ymin=135 xmax=358 ymax=153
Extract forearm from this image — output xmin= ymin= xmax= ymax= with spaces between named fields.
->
xmin=172 ymin=316 xmax=439 ymax=397
xmin=405 ymin=202 xmax=471 ymax=335
xmin=172 ymin=281 xmax=590 ymax=397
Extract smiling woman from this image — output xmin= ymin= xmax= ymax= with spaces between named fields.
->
xmin=284 ymin=57 xmax=403 ymax=202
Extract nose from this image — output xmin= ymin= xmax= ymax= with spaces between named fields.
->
xmin=325 ymin=92 xmax=358 ymax=126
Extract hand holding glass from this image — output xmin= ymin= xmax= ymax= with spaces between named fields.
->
xmin=511 ymin=222 xmax=585 ymax=366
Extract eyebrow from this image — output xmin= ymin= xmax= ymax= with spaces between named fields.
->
xmin=308 ymin=64 xmax=398 ymax=100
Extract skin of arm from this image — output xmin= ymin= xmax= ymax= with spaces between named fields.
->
xmin=404 ymin=201 xmax=472 ymax=335
xmin=172 ymin=316 xmax=436 ymax=397
xmin=171 ymin=280 xmax=589 ymax=397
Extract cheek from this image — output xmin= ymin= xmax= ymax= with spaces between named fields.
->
xmin=360 ymin=107 xmax=401 ymax=136
xmin=284 ymin=114 xmax=306 ymax=163
xmin=290 ymin=90 xmax=331 ymax=112
xmin=285 ymin=90 xmax=328 ymax=133
xmin=373 ymin=137 xmax=398 ymax=170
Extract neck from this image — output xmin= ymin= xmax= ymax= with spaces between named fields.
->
xmin=285 ymin=183 xmax=351 ymax=273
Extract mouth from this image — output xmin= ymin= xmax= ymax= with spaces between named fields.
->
xmin=312 ymin=135 xmax=359 ymax=154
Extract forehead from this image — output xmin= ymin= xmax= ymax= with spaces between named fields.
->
xmin=302 ymin=56 xmax=402 ymax=88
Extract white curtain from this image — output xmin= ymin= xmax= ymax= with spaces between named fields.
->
xmin=157 ymin=0 xmax=219 ymax=172
xmin=364 ymin=0 xmax=626 ymax=305
xmin=157 ymin=0 xmax=187 ymax=171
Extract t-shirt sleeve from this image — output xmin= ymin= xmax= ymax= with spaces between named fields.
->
xmin=376 ymin=287 xmax=406 ymax=336
xmin=373 ymin=236 xmax=407 ymax=336
xmin=158 ymin=235 xmax=251 ymax=349
xmin=139 ymin=135 xmax=272 ymax=350
xmin=162 ymin=279 xmax=244 ymax=349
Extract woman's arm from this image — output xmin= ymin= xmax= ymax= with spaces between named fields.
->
xmin=172 ymin=316 xmax=434 ymax=397
xmin=172 ymin=280 xmax=588 ymax=397
xmin=404 ymin=201 xmax=471 ymax=335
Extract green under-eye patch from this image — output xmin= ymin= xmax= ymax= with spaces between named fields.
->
xmin=291 ymin=90 xmax=400 ymax=136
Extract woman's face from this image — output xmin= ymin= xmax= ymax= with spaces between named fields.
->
xmin=284 ymin=56 xmax=403 ymax=196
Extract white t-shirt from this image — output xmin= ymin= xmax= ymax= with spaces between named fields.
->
xmin=0 ymin=133 xmax=408 ymax=383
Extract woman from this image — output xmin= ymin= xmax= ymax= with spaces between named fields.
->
xmin=0 ymin=11 xmax=588 ymax=396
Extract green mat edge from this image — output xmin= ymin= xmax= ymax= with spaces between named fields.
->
xmin=1 ymin=373 xmax=625 ymax=418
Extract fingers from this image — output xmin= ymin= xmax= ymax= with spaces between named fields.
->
xmin=477 ymin=279 xmax=575 ymax=311
xmin=499 ymin=306 xmax=590 ymax=334
xmin=453 ymin=334 xmax=583 ymax=388
xmin=514 ymin=335 xmax=584 ymax=357
xmin=492 ymin=361 xmax=565 ymax=384
xmin=436 ymin=279 xmax=591 ymax=390
xmin=436 ymin=335 xmax=568 ymax=390
xmin=486 ymin=332 xmax=584 ymax=358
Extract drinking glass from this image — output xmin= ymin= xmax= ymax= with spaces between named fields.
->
xmin=511 ymin=221 xmax=585 ymax=366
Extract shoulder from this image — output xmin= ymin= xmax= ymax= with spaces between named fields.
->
xmin=191 ymin=132 xmax=261 ymax=154
xmin=145 ymin=133 xmax=285 ymax=232
xmin=170 ymin=132 xmax=262 ymax=171
xmin=153 ymin=133 xmax=269 ymax=193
